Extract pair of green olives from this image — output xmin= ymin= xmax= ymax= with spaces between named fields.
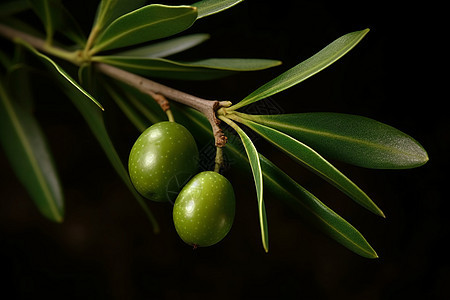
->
xmin=128 ymin=121 xmax=235 ymax=247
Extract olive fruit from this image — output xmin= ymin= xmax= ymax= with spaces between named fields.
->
xmin=128 ymin=121 xmax=198 ymax=202
xmin=173 ymin=171 xmax=235 ymax=247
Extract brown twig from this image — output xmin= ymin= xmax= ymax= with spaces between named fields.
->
xmin=95 ymin=63 xmax=230 ymax=146
xmin=0 ymin=23 xmax=231 ymax=147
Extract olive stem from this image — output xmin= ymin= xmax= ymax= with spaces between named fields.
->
xmin=95 ymin=63 xmax=231 ymax=147
xmin=214 ymin=147 xmax=224 ymax=173
xmin=0 ymin=23 xmax=231 ymax=147
xmin=166 ymin=109 xmax=175 ymax=122
xmin=0 ymin=24 xmax=82 ymax=65
xmin=83 ymin=25 xmax=100 ymax=58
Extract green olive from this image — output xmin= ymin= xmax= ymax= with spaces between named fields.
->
xmin=128 ymin=121 xmax=198 ymax=202
xmin=173 ymin=171 xmax=235 ymax=247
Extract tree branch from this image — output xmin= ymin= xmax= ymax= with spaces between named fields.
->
xmin=95 ymin=63 xmax=230 ymax=147
xmin=0 ymin=23 xmax=230 ymax=147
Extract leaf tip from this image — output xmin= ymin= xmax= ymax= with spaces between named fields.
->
xmin=373 ymin=205 xmax=386 ymax=219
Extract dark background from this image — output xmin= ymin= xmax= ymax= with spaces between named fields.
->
xmin=1 ymin=1 xmax=447 ymax=299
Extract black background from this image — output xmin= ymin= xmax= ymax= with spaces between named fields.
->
xmin=1 ymin=1 xmax=447 ymax=299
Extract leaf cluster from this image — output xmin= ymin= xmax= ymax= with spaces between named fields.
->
xmin=0 ymin=0 xmax=428 ymax=257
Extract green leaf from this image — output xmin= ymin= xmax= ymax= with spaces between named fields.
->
xmin=241 ymin=112 xmax=429 ymax=169
xmin=229 ymin=29 xmax=370 ymax=111
xmin=175 ymin=107 xmax=377 ymax=258
xmin=258 ymin=155 xmax=378 ymax=259
xmin=28 ymin=0 xmax=86 ymax=45
xmin=7 ymin=44 xmax=35 ymax=112
xmin=17 ymin=39 xmax=104 ymax=110
xmin=192 ymin=0 xmax=243 ymax=19
xmin=18 ymin=40 xmax=159 ymax=232
xmin=219 ymin=116 xmax=269 ymax=252
xmin=91 ymin=4 xmax=198 ymax=53
xmin=61 ymin=83 xmax=159 ymax=233
xmin=117 ymin=33 xmax=210 ymax=58
xmin=231 ymin=115 xmax=384 ymax=217
xmin=92 ymin=56 xmax=281 ymax=80
xmin=0 ymin=80 xmax=64 ymax=222
xmin=92 ymin=0 xmax=146 ymax=33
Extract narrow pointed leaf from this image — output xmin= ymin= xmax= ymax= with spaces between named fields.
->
xmin=229 ymin=29 xmax=370 ymax=111
xmin=174 ymin=107 xmax=377 ymax=258
xmin=7 ymin=45 xmax=35 ymax=113
xmin=258 ymin=155 xmax=378 ymax=258
xmin=62 ymin=85 xmax=159 ymax=233
xmin=0 ymin=81 xmax=64 ymax=222
xmin=19 ymin=40 xmax=159 ymax=232
xmin=91 ymin=4 xmax=198 ymax=53
xmin=220 ymin=117 xmax=269 ymax=252
xmin=232 ymin=116 xmax=384 ymax=217
xmin=92 ymin=0 xmax=146 ymax=32
xmin=117 ymin=33 xmax=210 ymax=58
xmin=242 ymin=112 xmax=429 ymax=169
xmin=92 ymin=56 xmax=281 ymax=80
xmin=192 ymin=0 xmax=243 ymax=19
xmin=17 ymin=40 xmax=104 ymax=110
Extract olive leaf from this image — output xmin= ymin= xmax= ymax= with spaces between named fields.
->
xmin=218 ymin=116 xmax=269 ymax=252
xmin=229 ymin=29 xmax=370 ymax=111
xmin=16 ymin=39 xmax=104 ymax=110
xmin=91 ymin=4 xmax=198 ymax=53
xmin=239 ymin=112 xmax=429 ymax=169
xmin=6 ymin=44 xmax=35 ymax=112
xmin=19 ymin=40 xmax=159 ymax=232
xmin=172 ymin=107 xmax=378 ymax=258
xmin=0 ymin=80 xmax=64 ymax=223
xmin=116 ymin=33 xmax=210 ymax=58
xmin=192 ymin=0 xmax=244 ymax=19
xmin=231 ymin=116 xmax=384 ymax=217
xmin=92 ymin=56 xmax=282 ymax=80
xmin=258 ymin=155 xmax=378 ymax=258
xmin=61 ymin=85 xmax=160 ymax=233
